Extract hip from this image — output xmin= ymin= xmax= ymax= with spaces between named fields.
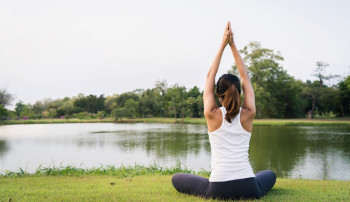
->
xmin=207 ymin=177 xmax=260 ymax=200
xmin=209 ymin=166 xmax=255 ymax=182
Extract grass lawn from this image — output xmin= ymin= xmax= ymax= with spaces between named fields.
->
xmin=1 ymin=175 xmax=350 ymax=201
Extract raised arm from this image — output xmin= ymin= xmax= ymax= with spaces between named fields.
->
xmin=203 ymin=22 xmax=230 ymax=131
xmin=228 ymin=23 xmax=256 ymax=119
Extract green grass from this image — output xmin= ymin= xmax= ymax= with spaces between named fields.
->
xmin=1 ymin=163 xmax=199 ymax=178
xmin=1 ymin=117 xmax=350 ymax=126
xmin=1 ymin=165 xmax=349 ymax=201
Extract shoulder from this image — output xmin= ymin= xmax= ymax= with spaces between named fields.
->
xmin=240 ymin=107 xmax=255 ymax=133
xmin=205 ymin=107 xmax=223 ymax=132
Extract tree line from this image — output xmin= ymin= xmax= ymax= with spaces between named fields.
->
xmin=1 ymin=42 xmax=349 ymax=120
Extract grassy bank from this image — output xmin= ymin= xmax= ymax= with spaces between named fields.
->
xmin=1 ymin=165 xmax=349 ymax=201
xmin=1 ymin=117 xmax=350 ymax=126
xmin=0 ymin=118 xmax=113 ymax=125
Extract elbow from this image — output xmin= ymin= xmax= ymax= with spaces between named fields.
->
xmin=204 ymin=108 xmax=214 ymax=119
xmin=207 ymin=70 xmax=215 ymax=79
xmin=206 ymin=72 xmax=211 ymax=79
xmin=203 ymin=109 xmax=210 ymax=118
xmin=251 ymin=108 xmax=256 ymax=116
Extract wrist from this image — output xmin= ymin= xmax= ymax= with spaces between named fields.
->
xmin=229 ymin=41 xmax=236 ymax=47
xmin=220 ymin=42 xmax=227 ymax=49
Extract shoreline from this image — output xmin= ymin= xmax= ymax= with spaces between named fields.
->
xmin=1 ymin=117 xmax=350 ymax=126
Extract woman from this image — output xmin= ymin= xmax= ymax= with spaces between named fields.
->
xmin=171 ymin=22 xmax=276 ymax=200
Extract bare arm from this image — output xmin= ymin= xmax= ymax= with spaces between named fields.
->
xmin=203 ymin=44 xmax=225 ymax=115
xmin=228 ymin=23 xmax=256 ymax=125
xmin=203 ymin=22 xmax=230 ymax=131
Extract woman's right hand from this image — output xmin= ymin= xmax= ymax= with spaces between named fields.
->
xmin=222 ymin=22 xmax=230 ymax=46
xmin=228 ymin=22 xmax=234 ymax=46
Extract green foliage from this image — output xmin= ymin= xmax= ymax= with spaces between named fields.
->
xmin=15 ymin=101 xmax=26 ymax=117
xmin=0 ymin=105 xmax=8 ymax=119
xmin=104 ymin=94 xmax=118 ymax=114
xmin=3 ymin=43 xmax=349 ymax=120
xmin=337 ymin=76 xmax=350 ymax=116
xmin=42 ymin=108 xmax=57 ymax=118
xmin=74 ymin=94 xmax=106 ymax=113
xmin=20 ymin=107 xmax=37 ymax=119
xmin=233 ymin=42 xmax=305 ymax=118
xmin=111 ymin=107 xmax=126 ymax=122
xmin=166 ymin=85 xmax=186 ymax=119
xmin=1 ymin=162 xmax=193 ymax=177
xmin=116 ymin=92 xmax=140 ymax=108
xmin=0 ymin=88 xmax=14 ymax=107
xmin=125 ymin=99 xmax=139 ymax=118
xmin=139 ymin=89 xmax=163 ymax=117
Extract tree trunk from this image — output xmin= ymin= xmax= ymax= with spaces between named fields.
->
xmin=307 ymin=110 xmax=312 ymax=119
xmin=340 ymin=104 xmax=344 ymax=117
xmin=182 ymin=106 xmax=184 ymax=123
xmin=310 ymin=99 xmax=316 ymax=118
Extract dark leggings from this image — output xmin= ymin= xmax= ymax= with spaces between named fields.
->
xmin=172 ymin=170 xmax=276 ymax=200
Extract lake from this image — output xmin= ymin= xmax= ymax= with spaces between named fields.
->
xmin=0 ymin=123 xmax=349 ymax=180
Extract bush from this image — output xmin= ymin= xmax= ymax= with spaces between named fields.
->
xmin=73 ymin=112 xmax=89 ymax=119
xmin=0 ymin=105 xmax=8 ymax=120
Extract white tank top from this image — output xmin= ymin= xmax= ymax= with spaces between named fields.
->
xmin=208 ymin=107 xmax=255 ymax=182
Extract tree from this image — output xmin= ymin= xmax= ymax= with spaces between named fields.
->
xmin=0 ymin=88 xmax=14 ymax=107
xmin=166 ymin=85 xmax=186 ymax=121
xmin=74 ymin=94 xmax=106 ymax=113
xmin=231 ymin=41 xmax=303 ymax=118
xmin=185 ymin=86 xmax=202 ymax=118
xmin=0 ymin=105 xmax=8 ymax=119
xmin=337 ymin=76 xmax=350 ymax=116
xmin=111 ymin=107 xmax=126 ymax=122
xmin=115 ymin=92 xmax=139 ymax=108
xmin=15 ymin=101 xmax=26 ymax=117
xmin=125 ymin=99 xmax=139 ymax=118
xmin=303 ymin=62 xmax=340 ymax=118
xmin=154 ymin=80 xmax=168 ymax=96
xmin=312 ymin=62 xmax=339 ymax=87
xmin=104 ymin=94 xmax=119 ymax=114
xmin=139 ymin=89 xmax=163 ymax=118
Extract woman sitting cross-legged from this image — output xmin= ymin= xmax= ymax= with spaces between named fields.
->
xmin=171 ymin=21 xmax=276 ymax=200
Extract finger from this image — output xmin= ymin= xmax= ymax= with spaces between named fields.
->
xmin=228 ymin=21 xmax=231 ymax=30
xmin=225 ymin=22 xmax=229 ymax=30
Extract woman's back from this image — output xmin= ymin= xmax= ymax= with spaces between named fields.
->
xmin=208 ymin=107 xmax=254 ymax=182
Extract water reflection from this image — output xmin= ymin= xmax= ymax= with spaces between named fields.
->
xmin=0 ymin=140 xmax=9 ymax=158
xmin=250 ymin=126 xmax=350 ymax=179
xmin=0 ymin=123 xmax=349 ymax=180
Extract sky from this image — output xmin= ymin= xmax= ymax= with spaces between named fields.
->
xmin=1 ymin=0 xmax=350 ymax=108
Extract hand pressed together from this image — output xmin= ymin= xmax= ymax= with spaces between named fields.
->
xmin=222 ymin=21 xmax=234 ymax=47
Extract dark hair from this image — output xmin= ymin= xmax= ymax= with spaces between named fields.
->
xmin=216 ymin=74 xmax=241 ymax=123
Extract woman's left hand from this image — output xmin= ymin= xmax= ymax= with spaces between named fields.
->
xmin=222 ymin=22 xmax=230 ymax=46
xmin=228 ymin=22 xmax=234 ymax=46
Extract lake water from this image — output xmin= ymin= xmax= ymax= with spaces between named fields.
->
xmin=0 ymin=123 xmax=349 ymax=180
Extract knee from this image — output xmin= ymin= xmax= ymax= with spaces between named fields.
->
xmin=268 ymin=170 xmax=277 ymax=181
xmin=264 ymin=170 xmax=276 ymax=182
xmin=257 ymin=170 xmax=276 ymax=178
xmin=256 ymin=170 xmax=277 ymax=186
xmin=171 ymin=173 xmax=183 ymax=191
